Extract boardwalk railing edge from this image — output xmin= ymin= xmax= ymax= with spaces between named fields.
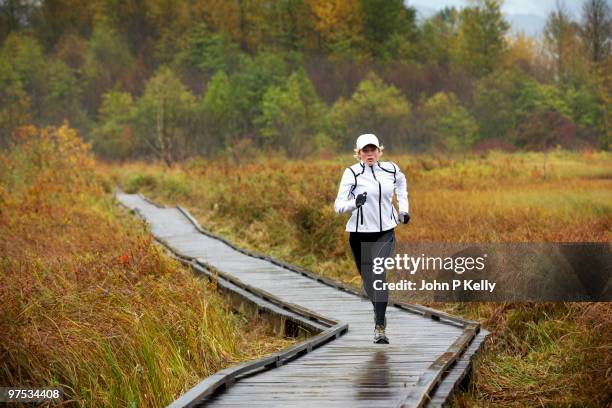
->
xmin=118 ymin=191 xmax=486 ymax=407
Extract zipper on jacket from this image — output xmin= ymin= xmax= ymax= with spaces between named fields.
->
xmin=370 ymin=166 xmax=382 ymax=232
xmin=360 ymin=206 xmax=364 ymax=224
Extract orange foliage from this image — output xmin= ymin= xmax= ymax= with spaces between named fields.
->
xmin=306 ymin=0 xmax=365 ymax=51
xmin=506 ymin=33 xmax=537 ymax=69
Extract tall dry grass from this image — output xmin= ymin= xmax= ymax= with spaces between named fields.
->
xmin=108 ymin=148 xmax=612 ymax=406
xmin=0 ymin=125 xmax=293 ymax=407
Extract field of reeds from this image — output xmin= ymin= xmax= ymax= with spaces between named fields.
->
xmin=108 ymin=148 xmax=612 ymax=407
xmin=0 ymin=126 xmax=293 ymax=407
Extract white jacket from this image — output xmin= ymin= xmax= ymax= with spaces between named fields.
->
xmin=334 ymin=160 xmax=409 ymax=232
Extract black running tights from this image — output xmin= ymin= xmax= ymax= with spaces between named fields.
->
xmin=349 ymin=228 xmax=395 ymax=326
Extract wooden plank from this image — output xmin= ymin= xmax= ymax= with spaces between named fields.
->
xmin=397 ymin=327 xmax=477 ymax=408
xmin=115 ymin=192 xmax=489 ymax=408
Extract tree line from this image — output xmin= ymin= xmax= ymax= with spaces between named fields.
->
xmin=0 ymin=0 xmax=610 ymax=163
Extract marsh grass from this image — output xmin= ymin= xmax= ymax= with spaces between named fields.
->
xmin=109 ymin=148 xmax=611 ymax=406
xmin=0 ymin=125 xmax=293 ymax=407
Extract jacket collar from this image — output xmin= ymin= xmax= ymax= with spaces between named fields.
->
xmin=359 ymin=160 xmax=380 ymax=169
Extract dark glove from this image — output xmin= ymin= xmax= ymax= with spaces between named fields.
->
xmin=400 ymin=212 xmax=410 ymax=224
xmin=355 ymin=192 xmax=367 ymax=208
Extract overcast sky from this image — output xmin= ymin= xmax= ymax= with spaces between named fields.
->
xmin=405 ymin=0 xmax=590 ymax=36
xmin=406 ymin=0 xmax=585 ymax=18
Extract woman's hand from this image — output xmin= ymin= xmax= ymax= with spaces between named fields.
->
xmin=356 ymin=192 xmax=367 ymax=208
xmin=400 ymin=212 xmax=410 ymax=224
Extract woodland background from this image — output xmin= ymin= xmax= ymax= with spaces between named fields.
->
xmin=0 ymin=0 xmax=611 ymax=163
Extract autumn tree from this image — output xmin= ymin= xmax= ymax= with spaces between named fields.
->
xmin=256 ymin=69 xmax=327 ymax=157
xmin=1 ymin=34 xmax=47 ymax=119
xmin=457 ymin=0 xmax=510 ymax=77
xmin=263 ymin=0 xmax=314 ymax=52
xmin=509 ymin=110 xmax=579 ymax=151
xmin=30 ymin=0 xmax=102 ymax=50
xmin=472 ymin=68 xmax=576 ymax=140
xmin=543 ymin=3 xmax=587 ymax=83
xmin=91 ymin=91 xmax=136 ymax=160
xmin=173 ymin=23 xmax=242 ymax=76
xmin=328 ymin=72 xmax=412 ymax=150
xmin=418 ymin=7 xmax=461 ymax=68
xmin=579 ymin=0 xmax=611 ymax=148
xmin=419 ymin=91 xmax=478 ymax=152
xmin=0 ymin=57 xmax=31 ymax=146
xmin=0 ymin=33 xmax=84 ymax=131
xmin=134 ymin=66 xmax=197 ymax=166
xmin=580 ymin=0 xmax=612 ymax=64
xmin=306 ymin=0 xmax=365 ymax=57
xmin=199 ymin=71 xmax=242 ymax=154
xmin=229 ymin=52 xmax=288 ymax=137
xmin=506 ymin=34 xmax=538 ymax=74
xmin=360 ymin=0 xmax=418 ymax=60
xmin=82 ymin=23 xmax=134 ymax=113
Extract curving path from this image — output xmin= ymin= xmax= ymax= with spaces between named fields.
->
xmin=116 ymin=192 xmax=488 ymax=408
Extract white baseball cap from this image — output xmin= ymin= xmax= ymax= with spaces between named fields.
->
xmin=356 ymin=133 xmax=380 ymax=150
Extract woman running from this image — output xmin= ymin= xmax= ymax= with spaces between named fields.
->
xmin=333 ymin=134 xmax=410 ymax=344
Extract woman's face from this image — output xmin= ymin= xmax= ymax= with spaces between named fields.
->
xmin=359 ymin=144 xmax=380 ymax=166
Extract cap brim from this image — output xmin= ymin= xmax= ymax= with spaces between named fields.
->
xmin=358 ymin=143 xmax=379 ymax=150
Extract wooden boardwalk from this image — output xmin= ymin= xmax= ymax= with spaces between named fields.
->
xmin=116 ymin=192 xmax=488 ymax=408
